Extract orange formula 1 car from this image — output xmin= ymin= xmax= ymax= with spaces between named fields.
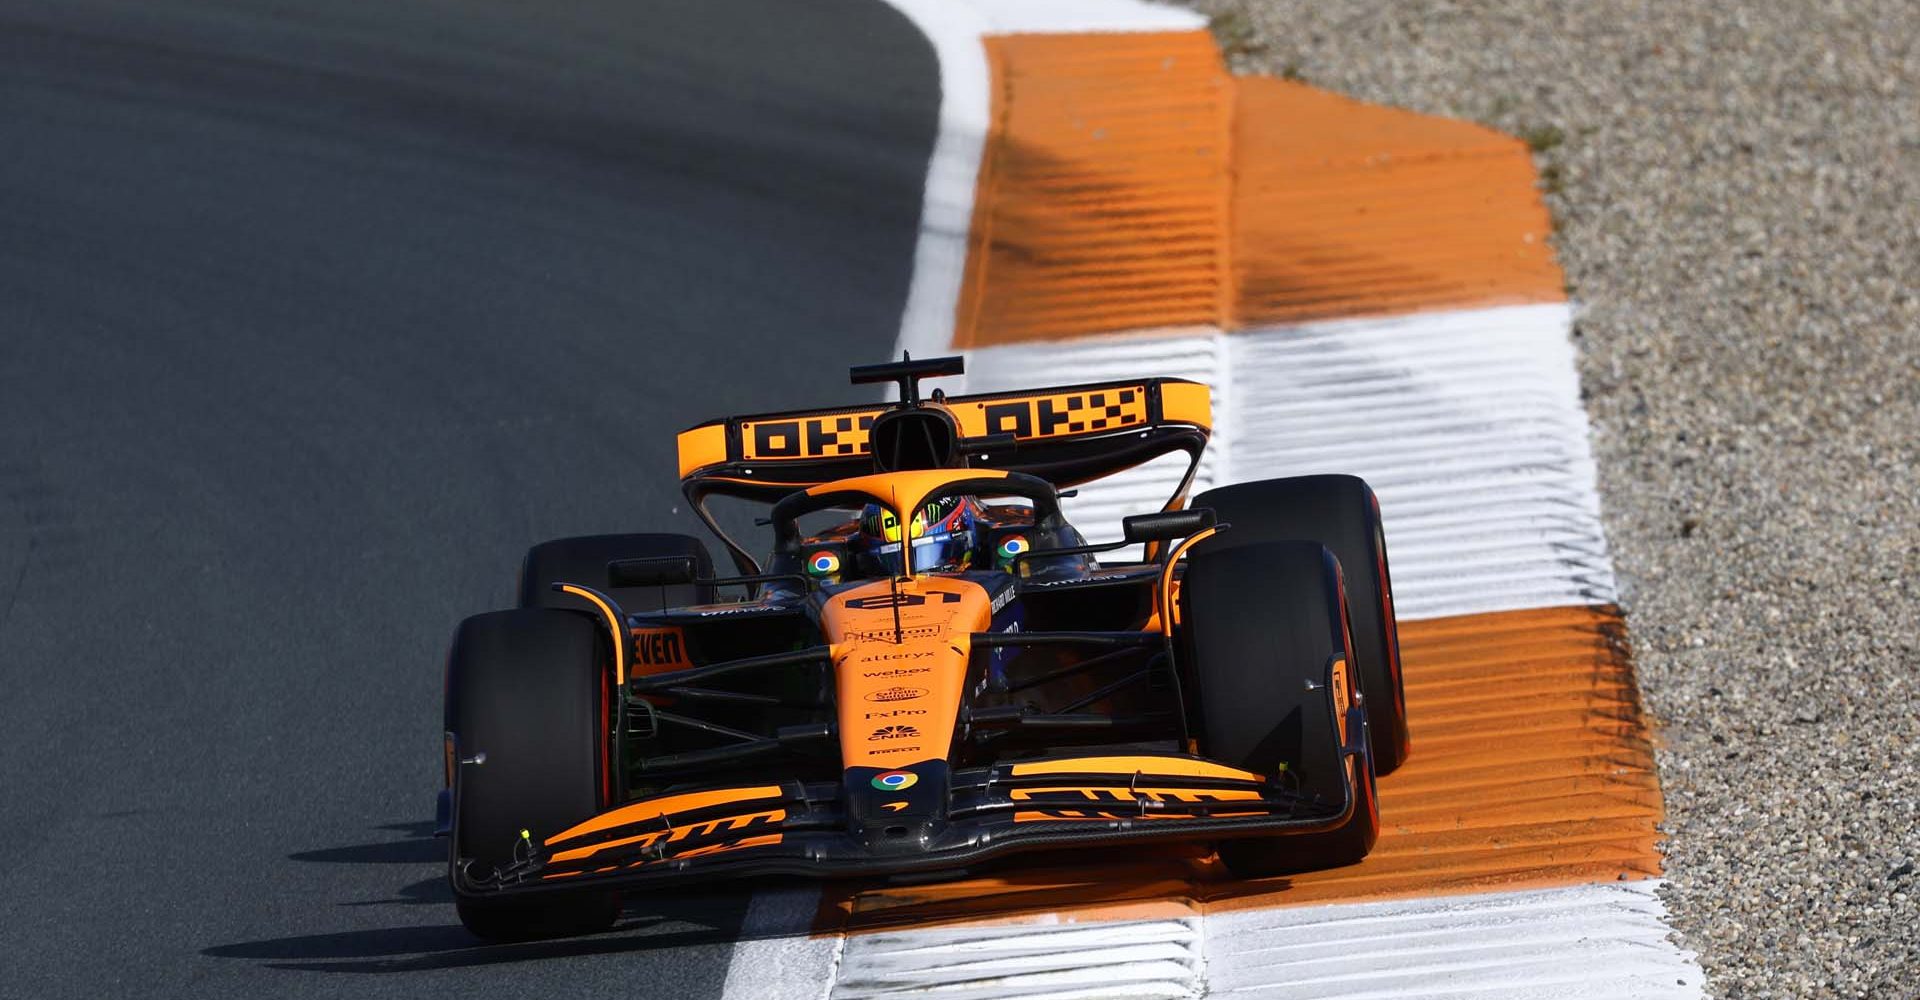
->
xmin=437 ymin=356 xmax=1409 ymax=940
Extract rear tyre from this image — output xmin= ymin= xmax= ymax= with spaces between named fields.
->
xmin=519 ymin=533 xmax=716 ymax=614
xmin=1193 ymin=475 xmax=1409 ymax=775
xmin=1181 ymin=541 xmax=1379 ymax=879
xmin=445 ymin=609 xmax=620 ymax=941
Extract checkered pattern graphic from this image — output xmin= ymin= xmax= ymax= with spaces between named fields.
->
xmin=1040 ymin=387 xmax=1145 ymax=437
xmin=975 ymin=386 xmax=1148 ymax=440
xmin=741 ymin=412 xmax=879 ymax=460
xmin=1063 ymin=388 xmax=1138 ymax=434
xmin=741 ymin=387 xmax=1151 ymax=463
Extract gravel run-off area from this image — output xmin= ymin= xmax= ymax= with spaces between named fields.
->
xmin=1182 ymin=2 xmax=1918 ymax=996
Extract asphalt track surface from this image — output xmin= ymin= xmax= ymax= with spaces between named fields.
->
xmin=0 ymin=2 xmax=937 ymax=996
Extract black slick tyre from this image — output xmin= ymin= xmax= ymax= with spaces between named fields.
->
xmin=1193 ymin=475 xmax=1410 ymax=775
xmin=445 ymin=608 xmax=619 ymax=941
xmin=519 ymin=533 xmax=716 ymax=614
xmin=1180 ymin=540 xmax=1380 ymax=879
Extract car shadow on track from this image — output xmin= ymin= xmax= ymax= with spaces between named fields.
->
xmin=203 ymin=820 xmax=766 ymax=974
xmin=200 ymin=909 xmax=751 ymax=974
xmin=209 ymin=823 xmax=1308 ymax=975
xmin=817 ymin=843 xmax=1300 ymax=934
xmin=286 ymin=822 xmax=445 ymax=866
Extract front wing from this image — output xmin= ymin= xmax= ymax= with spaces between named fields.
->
xmin=451 ymin=734 xmax=1364 ymax=898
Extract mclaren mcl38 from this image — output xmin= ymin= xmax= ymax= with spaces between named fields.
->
xmin=438 ymin=355 xmax=1408 ymax=940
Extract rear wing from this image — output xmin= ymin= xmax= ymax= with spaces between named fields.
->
xmin=678 ymin=378 xmax=1210 ymax=495
xmin=677 ymin=378 xmax=1211 ymax=570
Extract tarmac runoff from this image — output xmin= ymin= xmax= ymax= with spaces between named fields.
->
xmin=0 ymin=2 xmax=941 ymax=996
xmin=725 ymin=2 xmax=1705 ymax=998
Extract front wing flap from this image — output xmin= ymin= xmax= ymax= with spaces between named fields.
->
xmin=452 ymin=741 xmax=1363 ymax=897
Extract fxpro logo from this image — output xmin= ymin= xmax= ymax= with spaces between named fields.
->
xmin=864 ymin=708 xmax=927 ymax=720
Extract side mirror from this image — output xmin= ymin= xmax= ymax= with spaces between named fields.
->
xmin=606 ymin=556 xmax=698 ymax=589
xmin=1121 ymin=508 xmax=1216 ymax=545
xmin=955 ymin=432 xmax=1018 ymax=457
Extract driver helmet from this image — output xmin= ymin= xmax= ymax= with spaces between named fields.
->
xmin=858 ymin=496 xmax=979 ymax=575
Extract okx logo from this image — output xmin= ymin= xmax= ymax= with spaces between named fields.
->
xmin=868 ymin=725 xmax=921 ymax=741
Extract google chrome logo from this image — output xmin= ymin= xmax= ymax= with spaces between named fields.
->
xmin=871 ymin=770 xmax=918 ymax=791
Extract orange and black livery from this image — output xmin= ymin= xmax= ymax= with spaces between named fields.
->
xmin=438 ymin=356 xmax=1408 ymax=941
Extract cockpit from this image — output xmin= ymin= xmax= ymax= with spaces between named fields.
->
xmin=763 ymin=470 xmax=1092 ymax=588
xmin=671 ymin=355 xmax=1214 ymax=589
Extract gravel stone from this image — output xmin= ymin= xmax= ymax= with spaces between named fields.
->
xmin=1183 ymin=1 xmax=1919 ymax=994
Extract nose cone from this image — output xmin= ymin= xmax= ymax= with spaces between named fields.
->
xmin=845 ymin=763 xmax=950 ymax=855
xmin=824 ymin=576 xmax=991 ymax=770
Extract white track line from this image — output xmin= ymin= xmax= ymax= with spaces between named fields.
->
xmin=719 ymin=885 xmax=842 ymax=1000
xmin=1207 ymin=882 xmax=1702 ymax=1000
xmin=880 ymin=0 xmax=992 ymax=357
xmin=882 ymin=1 xmax=1206 ymax=360
xmin=833 ymin=915 xmax=1205 ymax=1000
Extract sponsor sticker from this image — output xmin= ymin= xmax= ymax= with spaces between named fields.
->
xmin=739 ymin=411 xmax=880 ymax=460
xmin=868 ymin=725 xmax=921 ymax=741
xmin=631 ymin=627 xmax=690 ymax=671
xmin=844 ymin=624 xmax=944 ymax=642
xmin=976 ymin=386 xmax=1147 ymax=440
xmin=854 ymin=650 xmax=933 ymax=663
xmin=865 ymin=686 xmax=927 ymax=702
xmin=871 ymin=770 xmax=919 ymax=791
xmin=861 ymin=666 xmax=932 ymax=679
xmin=844 ymin=592 xmax=963 ymax=610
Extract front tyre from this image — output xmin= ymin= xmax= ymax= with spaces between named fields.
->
xmin=1181 ymin=540 xmax=1380 ymax=879
xmin=1194 ymin=475 xmax=1409 ymax=775
xmin=445 ymin=608 xmax=619 ymax=941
